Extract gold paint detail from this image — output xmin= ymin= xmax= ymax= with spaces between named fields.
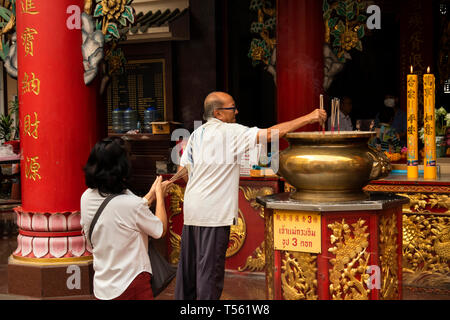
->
xmin=22 ymin=27 xmax=38 ymax=56
xmin=167 ymin=184 xmax=185 ymax=265
xmin=239 ymin=186 xmax=274 ymax=218
xmin=238 ymin=241 xmax=265 ymax=272
xmin=21 ymin=0 xmax=39 ymax=15
xmin=281 ymin=251 xmax=318 ymax=300
xmin=84 ymin=0 xmax=94 ymax=14
xmin=328 ymin=218 xmax=371 ymax=300
xmin=226 ymin=210 xmax=246 ymax=258
xmin=25 ymin=156 xmax=41 ymax=181
xmin=265 ymin=211 xmax=274 ymax=300
xmin=22 ymin=72 xmax=40 ymax=95
xmin=403 ymin=214 xmax=450 ymax=278
xmin=23 ymin=112 xmax=39 ymax=139
xmin=379 ymin=213 xmax=399 ymax=300
xmin=399 ymin=193 xmax=450 ymax=216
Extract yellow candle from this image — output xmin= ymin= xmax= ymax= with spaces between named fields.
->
xmin=423 ymin=67 xmax=436 ymax=180
xmin=407 ymin=66 xmax=418 ymax=179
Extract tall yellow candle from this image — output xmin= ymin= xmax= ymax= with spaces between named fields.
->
xmin=423 ymin=67 xmax=436 ymax=180
xmin=407 ymin=66 xmax=418 ymax=179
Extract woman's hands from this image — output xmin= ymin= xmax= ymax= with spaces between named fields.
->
xmin=144 ymin=176 xmax=173 ymax=206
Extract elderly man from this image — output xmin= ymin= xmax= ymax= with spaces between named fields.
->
xmin=175 ymin=91 xmax=327 ymax=300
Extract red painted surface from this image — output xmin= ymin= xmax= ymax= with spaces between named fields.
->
xmin=276 ymin=0 xmax=324 ymax=149
xmin=17 ymin=0 xmax=101 ymax=213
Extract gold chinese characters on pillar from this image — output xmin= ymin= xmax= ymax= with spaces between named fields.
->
xmin=20 ymin=0 xmax=41 ymax=182
xmin=407 ymin=66 xmax=419 ymax=179
xmin=423 ymin=67 xmax=436 ymax=180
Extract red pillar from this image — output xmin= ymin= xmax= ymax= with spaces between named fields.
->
xmin=8 ymin=0 xmax=100 ymax=298
xmin=276 ymin=0 xmax=324 ymax=147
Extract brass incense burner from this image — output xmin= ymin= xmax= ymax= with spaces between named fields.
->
xmin=278 ymin=131 xmax=391 ymax=202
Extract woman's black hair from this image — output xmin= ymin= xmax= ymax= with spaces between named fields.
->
xmin=83 ymin=137 xmax=131 ymax=196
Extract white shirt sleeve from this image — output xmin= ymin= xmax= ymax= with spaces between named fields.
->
xmin=231 ymin=124 xmax=260 ymax=160
xmin=134 ymin=198 xmax=163 ymax=239
xmin=180 ymin=135 xmax=194 ymax=168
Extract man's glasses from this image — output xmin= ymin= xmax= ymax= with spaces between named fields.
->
xmin=217 ymin=106 xmax=237 ymax=111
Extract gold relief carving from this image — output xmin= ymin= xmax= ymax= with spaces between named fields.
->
xmin=398 ymin=193 xmax=450 ymax=216
xmin=364 ymin=184 xmax=450 ymax=194
xmin=379 ymin=213 xmax=399 ymax=300
xmin=167 ymin=184 xmax=185 ymax=265
xmin=265 ymin=212 xmax=274 ymax=300
xmin=328 ymin=218 xmax=371 ymax=300
xmin=403 ymin=214 xmax=450 ymax=278
xmin=281 ymin=251 xmax=318 ymax=300
xmin=239 ymin=186 xmax=274 ymax=218
xmin=226 ymin=210 xmax=246 ymax=258
xmin=167 ymin=184 xmax=248 ymax=262
xmin=238 ymin=241 xmax=265 ymax=272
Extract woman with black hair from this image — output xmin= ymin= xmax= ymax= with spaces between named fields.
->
xmin=80 ymin=137 xmax=172 ymax=300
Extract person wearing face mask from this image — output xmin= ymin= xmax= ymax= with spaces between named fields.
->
xmin=375 ymin=94 xmax=407 ymax=147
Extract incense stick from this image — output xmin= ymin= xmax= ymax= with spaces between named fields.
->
xmin=337 ymin=98 xmax=340 ymax=133
xmin=169 ymin=166 xmax=188 ymax=182
xmin=320 ymin=94 xmax=324 ymax=134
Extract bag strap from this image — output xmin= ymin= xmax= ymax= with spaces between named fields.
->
xmin=88 ymin=194 xmax=120 ymax=247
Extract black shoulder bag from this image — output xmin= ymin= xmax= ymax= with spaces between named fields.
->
xmin=88 ymin=194 xmax=177 ymax=298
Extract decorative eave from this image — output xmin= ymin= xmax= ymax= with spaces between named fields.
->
xmin=121 ymin=0 xmax=189 ymax=43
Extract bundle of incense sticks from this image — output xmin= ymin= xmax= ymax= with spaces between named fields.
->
xmin=330 ymin=98 xmax=341 ymax=133
xmin=331 ymin=98 xmax=335 ymax=133
xmin=169 ymin=166 xmax=188 ymax=182
xmin=320 ymin=94 xmax=325 ymax=134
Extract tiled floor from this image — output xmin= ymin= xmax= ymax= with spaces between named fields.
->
xmin=0 ymin=237 xmax=449 ymax=300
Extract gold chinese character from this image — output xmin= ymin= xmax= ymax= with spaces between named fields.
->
xmin=23 ymin=112 xmax=39 ymax=139
xmin=22 ymin=27 xmax=38 ymax=56
xmin=22 ymin=72 xmax=40 ymax=95
xmin=21 ymin=0 xmax=39 ymax=15
xmin=25 ymin=156 xmax=41 ymax=181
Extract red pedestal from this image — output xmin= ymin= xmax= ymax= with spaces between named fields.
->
xmin=262 ymin=194 xmax=406 ymax=300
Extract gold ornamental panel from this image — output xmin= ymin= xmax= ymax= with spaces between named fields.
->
xmin=281 ymin=251 xmax=318 ymax=300
xmin=379 ymin=213 xmax=399 ymax=300
xmin=238 ymin=241 xmax=265 ymax=272
xmin=226 ymin=210 xmax=246 ymax=258
xmin=328 ymin=218 xmax=371 ymax=300
xmin=396 ymin=192 xmax=450 ymax=289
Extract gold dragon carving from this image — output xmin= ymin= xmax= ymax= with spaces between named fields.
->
xmin=281 ymin=251 xmax=318 ymax=300
xmin=379 ymin=213 xmax=399 ymax=300
xmin=328 ymin=218 xmax=371 ymax=300
xmin=167 ymin=184 xmax=185 ymax=264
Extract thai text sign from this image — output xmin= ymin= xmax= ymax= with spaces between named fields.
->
xmin=273 ymin=211 xmax=321 ymax=253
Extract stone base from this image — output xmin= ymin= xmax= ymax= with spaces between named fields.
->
xmin=7 ymin=256 xmax=94 ymax=299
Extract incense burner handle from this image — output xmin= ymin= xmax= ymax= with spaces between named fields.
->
xmin=367 ymin=147 xmax=392 ymax=181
